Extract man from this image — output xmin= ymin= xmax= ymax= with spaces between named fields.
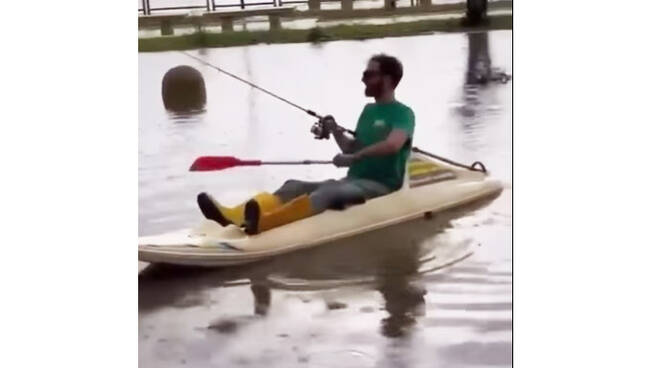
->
xmin=197 ymin=53 xmax=415 ymax=235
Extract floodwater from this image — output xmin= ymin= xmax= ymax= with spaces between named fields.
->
xmin=139 ymin=30 xmax=512 ymax=367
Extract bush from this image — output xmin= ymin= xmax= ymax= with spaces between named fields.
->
xmin=307 ymin=27 xmax=330 ymax=43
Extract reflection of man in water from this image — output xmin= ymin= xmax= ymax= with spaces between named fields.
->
xmin=242 ymin=225 xmax=429 ymax=337
xmin=250 ymin=280 xmax=271 ymax=316
xmin=376 ymin=244 xmax=427 ymax=338
xmin=244 ymin=273 xmax=426 ymax=338
xmin=379 ymin=278 xmax=426 ymax=337
xmin=197 ymin=54 xmax=415 ymax=235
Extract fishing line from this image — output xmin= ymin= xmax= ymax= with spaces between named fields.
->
xmin=181 ymin=51 xmax=322 ymax=119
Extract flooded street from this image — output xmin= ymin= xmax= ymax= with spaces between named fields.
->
xmin=139 ymin=30 xmax=512 ymax=367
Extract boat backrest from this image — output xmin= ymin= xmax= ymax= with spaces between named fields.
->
xmin=402 ymin=158 xmax=411 ymax=190
xmin=406 ymin=153 xmax=457 ymax=189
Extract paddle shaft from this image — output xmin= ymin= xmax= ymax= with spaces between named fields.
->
xmin=258 ymin=160 xmax=333 ymax=166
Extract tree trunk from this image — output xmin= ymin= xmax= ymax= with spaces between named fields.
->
xmin=466 ymin=0 xmax=488 ymax=24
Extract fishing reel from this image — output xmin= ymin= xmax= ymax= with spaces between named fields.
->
xmin=310 ymin=115 xmax=334 ymax=140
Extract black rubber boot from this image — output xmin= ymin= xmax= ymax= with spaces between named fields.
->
xmin=197 ymin=192 xmax=230 ymax=226
xmin=243 ymin=199 xmax=261 ymax=235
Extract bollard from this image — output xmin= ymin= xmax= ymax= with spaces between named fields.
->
xmin=162 ymin=65 xmax=207 ymax=113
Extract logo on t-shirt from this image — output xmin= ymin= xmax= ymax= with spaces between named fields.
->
xmin=373 ymin=119 xmax=386 ymax=128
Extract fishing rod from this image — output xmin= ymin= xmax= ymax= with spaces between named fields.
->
xmin=181 ymin=51 xmax=351 ymax=139
xmin=182 ymin=51 xmax=321 ymax=119
xmin=180 ymin=51 xmax=487 ymax=173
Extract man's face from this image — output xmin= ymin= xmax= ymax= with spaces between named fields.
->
xmin=362 ymin=60 xmax=385 ymax=97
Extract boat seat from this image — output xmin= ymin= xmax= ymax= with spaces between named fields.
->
xmin=331 ymin=155 xmax=458 ymax=210
xmin=328 ymin=192 xmax=366 ymax=210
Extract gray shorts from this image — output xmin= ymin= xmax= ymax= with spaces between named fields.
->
xmin=274 ymin=177 xmax=393 ymax=214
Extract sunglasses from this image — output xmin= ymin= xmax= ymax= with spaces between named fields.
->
xmin=362 ymin=70 xmax=381 ymax=80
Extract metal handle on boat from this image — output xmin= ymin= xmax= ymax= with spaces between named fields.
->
xmin=470 ymin=161 xmax=487 ymax=173
xmin=412 ymin=147 xmax=488 ymax=173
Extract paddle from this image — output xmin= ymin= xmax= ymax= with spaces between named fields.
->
xmin=189 ymin=156 xmax=333 ymax=172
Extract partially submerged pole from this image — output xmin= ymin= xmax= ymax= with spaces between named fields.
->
xmin=466 ymin=0 xmax=488 ymax=24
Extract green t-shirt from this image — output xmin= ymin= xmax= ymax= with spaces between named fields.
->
xmin=347 ymin=101 xmax=415 ymax=190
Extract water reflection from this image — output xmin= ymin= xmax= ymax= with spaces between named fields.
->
xmin=139 ymin=194 xmax=498 ymax=340
xmin=460 ymin=32 xmax=498 ymax=121
xmin=455 ymin=32 xmax=510 ymax=154
xmin=250 ymin=278 xmax=271 ymax=316
xmin=378 ymin=272 xmax=426 ymax=338
xmin=166 ymin=110 xmax=205 ymax=123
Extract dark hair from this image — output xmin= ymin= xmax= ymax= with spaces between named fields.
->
xmin=370 ymin=54 xmax=403 ymax=88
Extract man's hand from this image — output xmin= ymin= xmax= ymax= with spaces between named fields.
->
xmin=320 ymin=115 xmax=358 ymax=153
xmin=321 ymin=115 xmax=339 ymax=133
xmin=333 ymin=153 xmax=358 ymax=168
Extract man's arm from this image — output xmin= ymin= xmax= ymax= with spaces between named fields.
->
xmin=332 ymin=128 xmax=360 ymax=154
xmin=333 ymin=129 xmax=409 ymax=167
xmin=355 ymin=107 xmax=414 ymax=158
xmin=320 ymin=116 xmax=360 ymax=153
xmin=354 ymin=129 xmax=409 ymax=159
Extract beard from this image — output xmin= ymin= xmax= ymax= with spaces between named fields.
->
xmin=364 ymin=81 xmax=384 ymax=97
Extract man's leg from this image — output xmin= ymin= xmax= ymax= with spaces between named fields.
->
xmin=244 ymin=178 xmax=392 ymax=235
xmin=346 ymin=178 xmax=393 ymax=199
xmin=197 ymin=178 xmax=335 ymax=227
xmin=310 ymin=178 xmax=392 ymax=212
xmin=273 ymin=179 xmax=336 ymax=203
xmin=199 ymin=178 xmax=336 ymax=227
xmin=244 ymin=179 xmax=339 ymax=234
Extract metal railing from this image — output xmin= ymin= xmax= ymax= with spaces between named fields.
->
xmin=138 ymin=0 xmax=351 ymax=15
xmin=140 ymin=0 xmax=211 ymax=15
xmin=213 ymin=0 xmax=279 ymax=10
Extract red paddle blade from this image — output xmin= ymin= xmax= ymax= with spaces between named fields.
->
xmin=189 ymin=156 xmax=260 ymax=171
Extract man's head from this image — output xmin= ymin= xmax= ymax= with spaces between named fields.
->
xmin=362 ymin=54 xmax=403 ymax=98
